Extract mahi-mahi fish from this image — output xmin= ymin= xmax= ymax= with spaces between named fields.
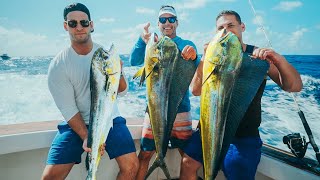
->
xmin=134 ymin=33 xmax=197 ymax=179
xmin=86 ymin=44 xmax=121 ymax=180
xmin=200 ymin=29 xmax=243 ymax=179
xmin=200 ymin=28 xmax=270 ymax=179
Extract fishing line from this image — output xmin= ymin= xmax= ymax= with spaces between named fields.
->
xmin=248 ymin=0 xmax=320 ymax=164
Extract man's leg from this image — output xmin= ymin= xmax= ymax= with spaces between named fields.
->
xmin=41 ymin=121 xmax=85 ymax=180
xmin=41 ymin=164 xmax=74 ymax=180
xmin=115 ymin=152 xmax=139 ymax=180
xmin=170 ymin=111 xmax=193 ymax=157
xmin=180 ymin=129 xmax=203 ymax=180
xmin=180 ymin=154 xmax=202 ymax=180
xmin=134 ymin=113 xmax=157 ymax=180
xmin=105 ymin=117 xmax=139 ymax=180
xmin=136 ymin=150 xmax=155 ymax=180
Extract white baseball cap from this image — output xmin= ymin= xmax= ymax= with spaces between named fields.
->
xmin=158 ymin=5 xmax=177 ymax=17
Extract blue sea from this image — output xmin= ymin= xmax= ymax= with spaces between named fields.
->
xmin=0 ymin=55 xmax=319 ymax=160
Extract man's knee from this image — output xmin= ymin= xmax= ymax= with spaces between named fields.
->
xmin=122 ymin=160 xmax=139 ymax=174
xmin=181 ymin=154 xmax=202 ymax=171
xmin=41 ymin=170 xmax=67 ymax=180
xmin=41 ymin=164 xmax=73 ymax=180
xmin=138 ymin=150 xmax=154 ymax=161
xmin=118 ymin=154 xmax=139 ymax=177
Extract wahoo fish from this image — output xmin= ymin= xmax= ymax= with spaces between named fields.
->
xmin=200 ymin=29 xmax=243 ymax=179
xmin=86 ymin=44 xmax=121 ymax=180
xmin=134 ymin=33 xmax=197 ymax=179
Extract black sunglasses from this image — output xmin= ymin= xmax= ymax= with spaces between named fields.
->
xmin=65 ymin=20 xmax=91 ymax=28
xmin=159 ymin=17 xmax=177 ymax=24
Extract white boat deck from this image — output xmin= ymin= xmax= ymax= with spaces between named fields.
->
xmin=0 ymin=119 xmax=319 ymax=180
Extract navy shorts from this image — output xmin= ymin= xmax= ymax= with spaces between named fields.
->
xmin=183 ymin=130 xmax=262 ymax=180
xmin=46 ymin=116 xmax=136 ymax=164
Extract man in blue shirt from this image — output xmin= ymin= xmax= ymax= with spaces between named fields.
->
xmin=129 ymin=5 xmax=200 ymax=180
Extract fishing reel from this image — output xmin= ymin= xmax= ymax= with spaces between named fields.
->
xmin=283 ymin=133 xmax=308 ymax=158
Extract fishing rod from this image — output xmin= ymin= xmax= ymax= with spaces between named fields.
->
xmin=248 ymin=0 xmax=320 ymax=164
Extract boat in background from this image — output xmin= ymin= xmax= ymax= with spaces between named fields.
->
xmin=0 ymin=54 xmax=11 ymax=60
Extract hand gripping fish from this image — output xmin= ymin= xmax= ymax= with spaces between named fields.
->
xmin=134 ymin=33 xmax=197 ymax=179
xmin=86 ymin=44 xmax=121 ymax=180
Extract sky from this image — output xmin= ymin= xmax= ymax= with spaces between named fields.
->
xmin=0 ymin=0 xmax=319 ymax=56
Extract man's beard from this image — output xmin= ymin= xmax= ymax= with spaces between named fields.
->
xmin=72 ymin=33 xmax=90 ymax=44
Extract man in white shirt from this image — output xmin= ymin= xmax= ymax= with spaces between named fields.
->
xmin=41 ymin=3 xmax=138 ymax=180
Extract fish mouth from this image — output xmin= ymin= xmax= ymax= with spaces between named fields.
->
xmin=218 ymin=29 xmax=230 ymax=42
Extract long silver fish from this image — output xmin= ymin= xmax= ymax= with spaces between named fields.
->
xmin=200 ymin=29 xmax=243 ymax=179
xmin=134 ymin=33 xmax=197 ymax=179
xmin=86 ymin=44 xmax=121 ymax=180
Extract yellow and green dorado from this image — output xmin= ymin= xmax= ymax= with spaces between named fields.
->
xmin=86 ymin=44 xmax=121 ymax=180
xmin=200 ymin=29 xmax=243 ymax=180
xmin=134 ymin=33 xmax=197 ymax=179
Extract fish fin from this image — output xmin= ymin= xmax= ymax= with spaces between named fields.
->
xmin=133 ymin=67 xmax=146 ymax=86
xmin=133 ymin=63 xmax=158 ymax=86
xmin=133 ymin=67 xmax=145 ymax=79
xmin=139 ymin=69 xmax=146 ymax=86
xmin=144 ymin=62 xmax=158 ymax=80
xmin=202 ymin=66 xmax=216 ymax=85
xmin=144 ymin=157 xmax=171 ymax=180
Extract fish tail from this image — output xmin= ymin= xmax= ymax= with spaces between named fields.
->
xmin=86 ymin=172 xmax=96 ymax=180
xmin=85 ymin=152 xmax=90 ymax=171
xmin=144 ymin=157 xmax=171 ymax=180
xmin=86 ymin=162 xmax=95 ymax=180
xmin=85 ymin=152 xmax=96 ymax=180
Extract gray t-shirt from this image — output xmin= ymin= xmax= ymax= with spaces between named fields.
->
xmin=48 ymin=43 xmax=127 ymax=124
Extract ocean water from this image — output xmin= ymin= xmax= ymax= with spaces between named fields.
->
xmin=0 ymin=55 xmax=319 ymax=160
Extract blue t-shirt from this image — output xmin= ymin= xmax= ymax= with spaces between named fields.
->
xmin=129 ymin=36 xmax=200 ymax=113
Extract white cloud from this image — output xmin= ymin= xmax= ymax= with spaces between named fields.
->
xmin=273 ymin=1 xmax=302 ymax=11
xmin=111 ymin=23 xmax=146 ymax=34
xmin=0 ymin=26 xmax=67 ymax=56
xmin=180 ymin=31 xmax=213 ymax=53
xmin=99 ymin=18 xmax=115 ymax=23
xmin=178 ymin=12 xmax=190 ymax=22
xmin=287 ymin=28 xmax=308 ymax=47
xmin=92 ymin=23 xmax=156 ymax=54
xmin=216 ymin=0 xmax=237 ymax=2
xmin=0 ymin=17 xmax=8 ymax=21
xmin=252 ymin=15 xmax=264 ymax=26
xmin=244 ymin=26 xmax=310 ymax=54
xmin=173 ymin=0 xmax=209 ymax=10
xmin=136 ymin=7 xmax=156 ymax=15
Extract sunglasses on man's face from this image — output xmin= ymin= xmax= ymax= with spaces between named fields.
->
xmin=65 ymin=20 xmax=90 ymax=28
xmin=159 ymin=17 xmax=177 ymax=24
